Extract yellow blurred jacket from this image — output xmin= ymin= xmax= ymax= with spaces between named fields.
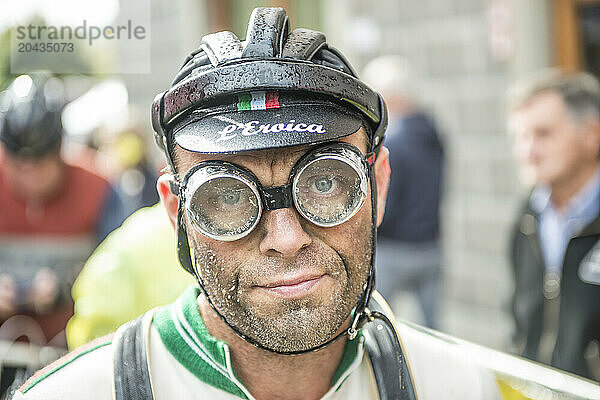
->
xmin=66 ymin=203 xmax=194 ymax=349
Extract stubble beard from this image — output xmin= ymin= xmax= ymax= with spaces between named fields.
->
xmin=193 ymin=237 xmax=372 ymax=353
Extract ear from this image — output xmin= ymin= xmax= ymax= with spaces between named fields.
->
xmin=373 ymin=146 xmax=391 ymax=227
xmin=157 ymin=174 xmax=179 ymax=229
xmin=583 ymin=119 xmax=600 ymax=160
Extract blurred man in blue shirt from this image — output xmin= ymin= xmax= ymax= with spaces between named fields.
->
xmin=363 ymin=56 xmax=444 ymax=328
xmin=509 ymin=70 xmax=600 ymax=379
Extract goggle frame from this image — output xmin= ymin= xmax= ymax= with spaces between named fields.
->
xmin=177 ymin=142 xmax=372 ymax=241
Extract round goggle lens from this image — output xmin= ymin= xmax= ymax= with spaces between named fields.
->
xmin=293 ymin=157 xmax=366 ymax=226
xmin=188 ymin=176 xmax=261 ymax=240
xmin=182 ymin=143 xmax=369 ymax=240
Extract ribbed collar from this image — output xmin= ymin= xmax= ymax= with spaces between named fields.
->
xmin=153 ymin=285 xmax=364 ymax=399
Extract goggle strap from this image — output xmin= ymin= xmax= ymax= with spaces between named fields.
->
xmin=261 ymin=183 xmax=293 ymax=210
xmin=366 ymin=152 xmax=376 ymax=166
xmin=170 ymin=179 xmax=180 ymax=195
xmin=177 ymin=203 xmax=196 ymax=277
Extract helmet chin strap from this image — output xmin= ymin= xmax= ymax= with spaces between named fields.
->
xmin=174 ymin=164 xmax=378 ymax=355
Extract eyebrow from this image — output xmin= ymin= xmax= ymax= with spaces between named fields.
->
xmin=198 ymin=145 xmax=311 ymax=164
xmin=176 ymin=136 xmax=366 ymax=174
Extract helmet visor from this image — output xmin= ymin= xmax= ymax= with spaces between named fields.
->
xmin=171 ymin=91 xmax=364 ymax=154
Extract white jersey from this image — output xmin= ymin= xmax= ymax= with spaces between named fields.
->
xmin=14 ymin=326 xmax=379 ymax=400
xmin=13 ymin=287 xmax=600 ymax=400
xmin=14 ymin=286 xmax=378 ymax=400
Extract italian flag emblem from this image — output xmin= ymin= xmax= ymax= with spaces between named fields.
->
xmin=237 ymin=91 xmax=280 ymax=111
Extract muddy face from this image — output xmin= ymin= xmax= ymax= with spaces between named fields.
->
xmin=194 ymin=227 xmax=371 ymax=352
xmin=179 ymin=129 xmax=373 ymax=352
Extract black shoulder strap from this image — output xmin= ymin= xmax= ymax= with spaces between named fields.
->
xmin=113 ymin=311 xmax=155 ymax=400
xmin=363 ymin=296 xmax=417 ymax=400
xmin=111 ymin=303 xmax=414 ymax=400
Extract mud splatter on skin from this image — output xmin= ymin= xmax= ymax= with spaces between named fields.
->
xmin=192 ymin=211 xmax=372 ymax=353
xmin=177 ymin=129 xmax=374 ymax=352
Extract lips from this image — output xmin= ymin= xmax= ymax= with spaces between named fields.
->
xmin=256 ymin=274 xmax=326 ymax=298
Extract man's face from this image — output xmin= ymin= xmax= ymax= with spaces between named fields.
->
xmin=510 ymin=91 xmax=599 ymax=187
xmin=0 ymin=147 xmax=64 ymax=201
xmin=167 ymin=128 xmax=388 ymax=353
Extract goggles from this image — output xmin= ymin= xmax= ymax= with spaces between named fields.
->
xmin=177 ymin=142 xmax=373 ymax=241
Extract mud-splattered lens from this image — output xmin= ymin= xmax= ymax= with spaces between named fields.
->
xmin=185 ymin=166 xmax=262 ymax=241
xmin=293 ymin=151 xmax=367 ymax=227
xmin=182 ymin=143 xmax=368 ymax=240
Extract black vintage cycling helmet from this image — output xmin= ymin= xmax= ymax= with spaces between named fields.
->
xmin=0 ymin=73 xmax=65 ymax=158
xmin=152 ymin=7 xmax=387 ymax=355
xmin=152 ymin=7 xmax=386 ymax=162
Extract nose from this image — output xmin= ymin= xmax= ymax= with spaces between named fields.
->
xmin=259 ymin=208 xmax=312 ymax=258
xmin=524 ymin=135 xmax=542 ymax=163
xmin=515 ymin=133 xmax=536 ymax=162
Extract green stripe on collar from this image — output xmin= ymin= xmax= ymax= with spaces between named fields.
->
xmin=332 ymin=332 xmax=362 ymax=387
xmin=153 ymin=285 xmax=248 ymax=399
xmin=154 ymin=285 xmax=364 ymax=398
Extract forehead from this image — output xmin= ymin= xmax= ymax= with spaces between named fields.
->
xmin=512 ymin=91 xmax=567 ymax=121
xmin=510 ymin=91 xmax=570 ymax=131
xmin=175 ymin=127 xmax=368 ymax=174
xmin=1 ymin=149 xmax=51 ymax=166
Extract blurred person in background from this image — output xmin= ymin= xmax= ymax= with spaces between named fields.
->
xmin=111 ymin=129 xmax=159 ymax=217
xmin=66 ymin=203 xmax=194 ymax=349
xmin=92 ymin=113 xmax=160 ymax=218
xmin=508 ymin=70 xmax=600 ymax=379
xmin=362 ymin=55 xmax=445 ymax=329
xmin=0 ymin=73 xmax=125 ymax=349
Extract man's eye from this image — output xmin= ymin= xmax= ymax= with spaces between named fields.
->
xmin=314 ymin=177 xmax=333 ymax=193
xmin=535 ymin=128 xmax=551 ymax=138
xmin=312 ymin=176 xmax=337 ymax=194
xmin=219 ymin=190 xmax=241 ymax=205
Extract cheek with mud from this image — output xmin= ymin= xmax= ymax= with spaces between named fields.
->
xmin=193 ymin=234 xmax=371 ymax=353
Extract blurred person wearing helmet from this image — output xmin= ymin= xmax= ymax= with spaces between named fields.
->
xmin=508 ymin=70 xmax=600 ymax=379
xmin=362 ymin=56 xmax=444 ymax=329
xmin=0 ymin=73 xmax=125 ymax=348
xmin=92 ymin=111 xmax=160 ymax=218
xmin=112 ymin=130 xmax=159 ymax=216
xmin=13 ymin=9 xmax=600 ymax=400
